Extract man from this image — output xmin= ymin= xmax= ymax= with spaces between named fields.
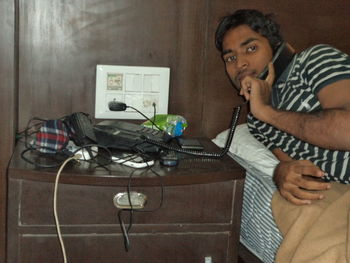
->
xmin=215 ymin=9 xmax=350 ymax=205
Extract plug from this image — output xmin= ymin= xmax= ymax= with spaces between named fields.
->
xmin=108 ymin=100 xmax=127 ymax=111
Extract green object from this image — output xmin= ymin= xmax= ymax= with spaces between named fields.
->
xmin=143 ymin=114 xmax=188 ymax=137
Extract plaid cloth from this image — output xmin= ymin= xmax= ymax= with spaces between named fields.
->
xmin=35 ymin=119 xmax=70 ymax=154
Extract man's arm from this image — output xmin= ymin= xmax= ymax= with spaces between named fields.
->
xmin=248 ymin=78 xmax=349 ymax=205
xmin=252 ymin=79 xmax=350 ymax=150
xmin=241 ymin=67 xmax=349 ymax=205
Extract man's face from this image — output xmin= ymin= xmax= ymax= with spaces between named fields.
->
xmin=221 ymin=25 xmax=273 ymax=90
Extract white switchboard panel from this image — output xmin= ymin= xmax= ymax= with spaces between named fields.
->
xmin=95 ymin=65 xmax=170 ymax=119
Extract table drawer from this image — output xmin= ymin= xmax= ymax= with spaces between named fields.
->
xmin=12 ymin=178 xmax=241 ymax=226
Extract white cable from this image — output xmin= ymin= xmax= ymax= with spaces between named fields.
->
xmin=53 ymin=154 xmax=81 ymax=263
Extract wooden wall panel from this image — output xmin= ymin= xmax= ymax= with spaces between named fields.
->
xmin=0 ymin=0 xmax=15 ymax=262
xmin=17 ymin=0 xmax=213 ymax=136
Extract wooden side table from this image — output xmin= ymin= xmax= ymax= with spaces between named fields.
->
xmin=7 ymin=139 xmax=245 ymax=263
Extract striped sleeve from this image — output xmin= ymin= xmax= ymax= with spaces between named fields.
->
xmin=299 ymin=44 xmax=350 ymax=94
xmin=247 ymin=113 xmax=306 ymax=160
xmin=247 ymin=113 xmax=276 ymax=151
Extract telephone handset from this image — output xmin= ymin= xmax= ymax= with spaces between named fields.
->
xmin=258 ymin=42 xmax=295 ymax=82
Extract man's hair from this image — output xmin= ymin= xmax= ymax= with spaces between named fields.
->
xmin=215 ymin=9 xmax=283 ymax=53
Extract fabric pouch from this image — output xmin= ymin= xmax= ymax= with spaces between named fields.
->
xmin=35 ymin=119 xmax=70 ymax=154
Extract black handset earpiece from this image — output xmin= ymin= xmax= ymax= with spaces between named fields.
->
xmin=258 ymin=42 xmax=295 ymax=82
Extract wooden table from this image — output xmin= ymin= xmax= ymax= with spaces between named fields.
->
xmin=7 ymin=139 xmax=245 ymax=263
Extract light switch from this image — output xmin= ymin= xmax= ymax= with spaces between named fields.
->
xmin=125 ymin=73 xmax=142 ymax=92
xmin=144 ymin=74 xmax=160 ymax=92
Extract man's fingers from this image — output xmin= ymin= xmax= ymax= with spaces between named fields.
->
xmin=293 ymin=161 xmax=325 ymax=178
xmin=281 ymin=186 xmax=326 ymax=206
xmin=291 ymin=186 xmax=325 ymax=201
xmin=298 ymin=175 xmax=331 ymax=191
xmin=281 ymin=190 xmax=312 ymax=206
xmin=293 ymin=166 xmax=330 ymax=191
xmin=239 ymin=77 xmax=252 ymax=100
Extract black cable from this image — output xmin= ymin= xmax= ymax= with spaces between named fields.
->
xmin=20 ymin=148 xmax=71 ymax=169
xmin=117 ymin=158 xmax=164 ymax=252
xmin=78 ymin=144 xmax=116 ymax=173
xmin=118 ymin=209 xmax=131 ymax=251
xmin=17 ymin=117 xmax=46 ymax=143
xmin=23 ymin=118 xmax=45 ymax=150
xmin=19 ymin=117 xmax=47 ymax=135
xmin=21 ymin=142 xmax=115 ymax=170
xmin=117 ymin=168 xmax=138 ymax=252
xmin=118 ymin=153 xmax=144 ymax=164
xmin=108 ymin=100 xmax=162 ymax=132
xmin=126 ymin=105 xmax=163 ymax=131
xmin=152 ymin=102 xmax=157 ymax=130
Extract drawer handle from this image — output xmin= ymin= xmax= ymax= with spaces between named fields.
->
xmin=113 ymin=191 xmax=147 ymax=209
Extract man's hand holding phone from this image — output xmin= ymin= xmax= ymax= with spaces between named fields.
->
xmin=240 ymin=62 xmax=275 ymax=121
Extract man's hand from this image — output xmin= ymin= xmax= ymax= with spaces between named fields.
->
xmin=240 ymin=63 xmax=275 ymax=120
xmin=274 ymin=160 xmax=331 ymax=205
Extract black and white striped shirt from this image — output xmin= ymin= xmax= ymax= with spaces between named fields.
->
xmin=248 ymin=44 xmax=350 ymax=183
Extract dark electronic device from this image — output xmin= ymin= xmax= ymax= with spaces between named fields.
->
xmin=64 ymin=112 xmax=97 ymax=146
xmin=258 ymin=42 xmax=295 ymax=82
xmin=159 ymin=151 xmax=179 ymax=167
xmin=94 ymin=120 xmax=172 ymax=153
xmin=64 ymin=112 xmax=171 ymax=153
xmin=177 ymin=138 xmax=204 ymax=150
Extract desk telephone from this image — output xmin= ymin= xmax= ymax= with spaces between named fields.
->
xmin=94 ymin=120 xmax=172 ymax=152
xmin=66 ymin=112 xmax=172 ymax=152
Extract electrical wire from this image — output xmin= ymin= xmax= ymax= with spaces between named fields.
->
xmin=117 ymin=159 xmax=164 ymax=252
xmin=126 ymin=105 xmax=162 ymax=131
xmin=20 ymin=148 xmax=72 ymax=169
xmin=117 ymin=169 xmax=138 ymax=251
xmin=108 ymin=100 xmax=162 ymax=132
xmin=21 ymin=140 xmax=115 ymax=169
xmin=53 ymin=154 xmax=82 ymax=263
xmin=152 ymin=102 xmax=157 ymax=130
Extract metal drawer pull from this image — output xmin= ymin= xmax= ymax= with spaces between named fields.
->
xmin=113 ymin=191 xmax=147 ymax=209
